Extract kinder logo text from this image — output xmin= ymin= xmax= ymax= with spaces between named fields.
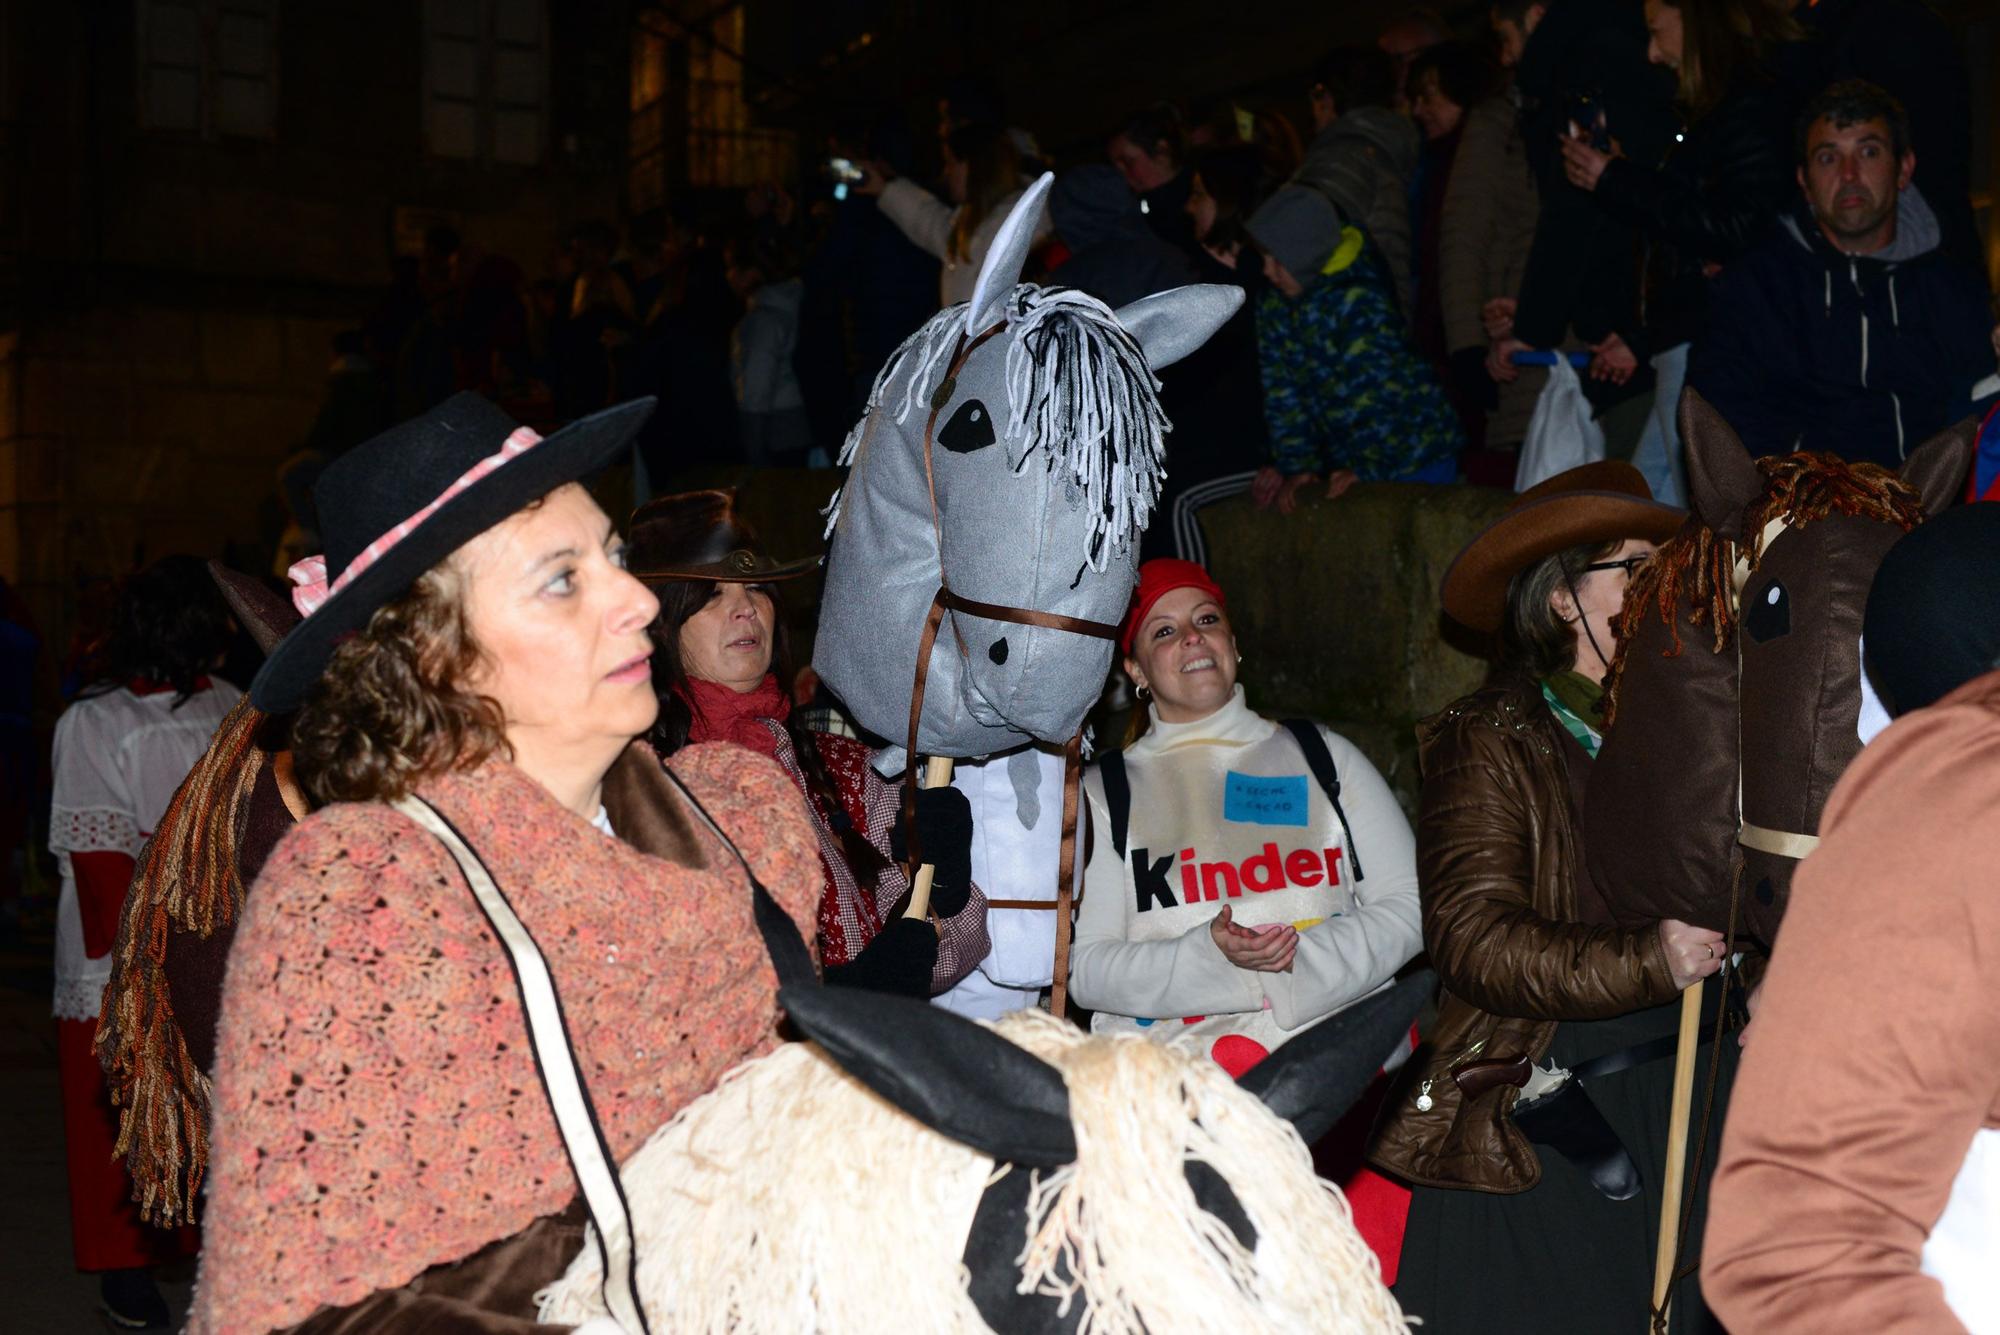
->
xmin=1131 ymin=843 xmax=1342 ymax=911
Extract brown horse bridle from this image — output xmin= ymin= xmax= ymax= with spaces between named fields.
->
xmin=895 ymin=322 xmax=1123 ymax=1018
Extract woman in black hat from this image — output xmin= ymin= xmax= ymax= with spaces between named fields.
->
xmin=189 ymin=394 xmax=825 ymax=1333
xmin=1371 ymin=461 xmax=1730 ymax=1332
xmin=628 ymin=489 xmax=991 ymax=999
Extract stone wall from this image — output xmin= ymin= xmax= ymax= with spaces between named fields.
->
xmin=673 ymin=467 xmax=1515 ymax=814
xmin=0 ymin=305 xmax=339 ymax=646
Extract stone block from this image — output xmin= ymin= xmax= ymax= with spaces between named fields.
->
xmin=130 ymin=307 xmax=202 ymax=385
xmin=21 ymin=357 xmax=72 ymax=437
xmin=0 ymin=438 xmax=65 ymax=507
xmin=210 ymin=392 xmax=315 ymax=458
xmin=284 ymin=317 xmax=351 ymax=387
xmin=24 ymin=308 xmax=124 ymax=361
xmin=199 ymin=312 xmax=287 ymax=388
xmin=0 ymin=356 xmax=17 ymax=442
xmin=63 ymin=364 xmax=136 ymax=444
xmin=135 ymin=387 xmax=219 ymax=451
xmin=69 ymin=443 xmax=191 ymax=508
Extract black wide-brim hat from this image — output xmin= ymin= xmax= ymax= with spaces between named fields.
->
xmin=625 ymin=488 xmax=819 ymax=585
xmin=1441 ymin=461 xmax=1686 ymax=634
xmin=250 ymin=391 xmax=655 ymax=712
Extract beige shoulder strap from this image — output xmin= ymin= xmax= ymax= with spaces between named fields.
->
xmin=392 ymin=796 xmax=648 ymax=1335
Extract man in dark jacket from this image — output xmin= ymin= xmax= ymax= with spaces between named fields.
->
xmin=1687 ymin=81 xmax=1997 ymax=468
xmin=1795 ymin=0 xmax=1982 ymax=284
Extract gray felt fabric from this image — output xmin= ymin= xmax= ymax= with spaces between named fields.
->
xmin=816 ymin=175 xmax=1243 ymax=759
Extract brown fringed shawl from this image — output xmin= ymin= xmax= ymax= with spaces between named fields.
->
xmin=1603 ymin=452 xmax=1925 ymax=722
xmin=94 ymin=697 xmax=303 ymax=1226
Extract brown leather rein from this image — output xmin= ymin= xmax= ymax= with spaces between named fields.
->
xmin=897 ymin=322 xmax=1120 ymax=1019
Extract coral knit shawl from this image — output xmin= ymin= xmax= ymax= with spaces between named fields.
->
xmin=189 ymin=742 xmax=821 ymax=1334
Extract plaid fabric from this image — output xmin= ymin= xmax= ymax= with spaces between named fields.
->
xmin=288 ymin=425 xmax=543 ymax=617
xmin=763 ymin=722 xmax=989 ymax=993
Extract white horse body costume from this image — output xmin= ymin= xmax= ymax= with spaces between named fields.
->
xmin=817 ymin=173 xmax=1243 ymax=759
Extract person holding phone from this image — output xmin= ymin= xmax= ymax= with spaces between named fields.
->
xmin=1556 ymin=0 xmax=1803 ymax=505
xmin=1490 ymin=0 xmax=1676 ymax=410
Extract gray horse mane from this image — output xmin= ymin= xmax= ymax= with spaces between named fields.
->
xmin=824 ymin=283 xmax=1171 ymax=571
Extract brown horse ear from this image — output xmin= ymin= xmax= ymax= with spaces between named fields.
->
xmin=1680 ymin=389 xmax=1765 ymax=541
xmin=1898 ymin=415 xmax=1977 ymax=517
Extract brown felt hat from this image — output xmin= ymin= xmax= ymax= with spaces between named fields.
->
xmin=208 ymin=559 xmax=302 ymax=658
xmin=626 ymin=488 xmax=818 ymax=584
xmin=1441 ymin=462 xmax=1686 ymax=634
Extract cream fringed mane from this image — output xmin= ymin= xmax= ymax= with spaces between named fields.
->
xmin=537 ymin=1009 xmax=1409 ymax=1334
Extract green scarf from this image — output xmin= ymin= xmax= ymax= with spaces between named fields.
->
xmin=1539 ymin=671 xmax=1606 ymax=759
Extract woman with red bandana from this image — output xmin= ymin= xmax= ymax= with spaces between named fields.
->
xmin=629 ymin=489 xmax=990 ymax=998
xmin=1068 ymin=557 xmax=1422 ymax=1274
xmin=51 ymin=555 xmax=238 ymax=1328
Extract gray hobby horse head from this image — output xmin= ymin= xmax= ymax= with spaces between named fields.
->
xmin=816 ymin=173 xmax=1244 ymax=758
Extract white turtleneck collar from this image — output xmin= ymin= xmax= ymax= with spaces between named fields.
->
xmin=1126 ymin=685 xmax=1277 ymax=758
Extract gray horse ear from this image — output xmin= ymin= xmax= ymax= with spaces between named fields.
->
xmin=966 ymin=171 xmax=1055 ymax=338
xmin=778 ymin=983 xmax=1078 ymax=1167
xmin=1236 ymin=971 xmax=1431 ymax=1146
xmin=1680 ymin=389 xmax=1765 ymax=541
xmin=1111 ymin=285 xmax=1248 ymax=372
xmin=1899 ymin=415 xmax=1977 ymax=517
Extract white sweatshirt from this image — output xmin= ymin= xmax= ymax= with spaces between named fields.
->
xmin=1069 ymin=687 xmax=1421 ymax=1069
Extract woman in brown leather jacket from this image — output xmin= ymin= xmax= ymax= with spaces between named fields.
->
xmin=1375 ymin=462 xmax=1732 ymax=1333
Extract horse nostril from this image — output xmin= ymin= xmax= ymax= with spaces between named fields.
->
xmin=988 ymin=637 xmax=1009 ymax=664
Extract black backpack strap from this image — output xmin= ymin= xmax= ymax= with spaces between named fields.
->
xmin=1281 ymin=719 xmax=1365 ymax=883
xmin=1100 ymin=747 xmax=1132 ymax=862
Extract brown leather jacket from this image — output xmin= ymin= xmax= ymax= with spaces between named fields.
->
xmin=1370 ymin=678 xmax=1678 ymax=1194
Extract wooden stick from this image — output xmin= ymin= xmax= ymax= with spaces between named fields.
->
xmin=902 ymin=755 xmax=958 ymax=920
xmin=1652 ymin=977 xmax=1705 ymax=1328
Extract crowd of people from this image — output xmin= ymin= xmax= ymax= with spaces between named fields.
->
xmin=32 ymin=0 xmax=2000 ymax=1330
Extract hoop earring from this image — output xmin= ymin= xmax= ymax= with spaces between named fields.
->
xmin=1134 ymin=684 xmax=1152 ymax=702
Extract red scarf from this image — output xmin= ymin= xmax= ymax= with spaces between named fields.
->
xmin=678 ymin=674 xmax=789 ymax=757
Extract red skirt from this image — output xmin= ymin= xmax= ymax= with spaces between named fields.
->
xmin=57 ymin=1017 xmax=199 ymax=1271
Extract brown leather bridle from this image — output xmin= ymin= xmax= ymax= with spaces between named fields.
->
xmin=897 ymin=323 xmax=1121 ymax=1019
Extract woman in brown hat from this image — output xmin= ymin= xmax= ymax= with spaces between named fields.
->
xmin=1372 ymin=461 xmax=1731 ymax=1332
xmin=628 ymin=489 xmax=991 ymax=998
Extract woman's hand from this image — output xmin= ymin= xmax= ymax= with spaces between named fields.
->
xmin=1249 ymin=465 xmax=1284 ymax=509
xmin=1324 ymin=469 xmax=1360 ymax=502
xmin=1209 ymin=906 xmax=1298 ymax=973
xmin=1588 ymin=332 xmax=1638 ymax=385
xmin=1204 ymin=241 xmax=1241 ymax=271
xmin=888 ymin=786 xmax=974 ymax=917
xmin=1658 ymin=918 xmax=1726 ymax=990
xmin=1274 ymin=473 xmax=1321 ymax=515
xmin=1559 ymin=133 xmax=1620 ymax=192
xmin=1481 ymin=297 xmax=1517 ymax=340
xmin=1487 ymin=336 xmax=1527 ymax=384
xmin=853 ymin=160 xmax=891 ymax=198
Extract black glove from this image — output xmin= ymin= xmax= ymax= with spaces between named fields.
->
xmin=888 ymin=786 xmax=974 ymax=918
xmin=1449 ymin=345 xmax=1499 ymax=413
xmin=823 ymin=916 xmax=938 ymax=998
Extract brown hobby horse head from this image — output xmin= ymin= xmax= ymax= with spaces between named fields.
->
xmin=1584 ymin=391 xmax=1973 ymax=952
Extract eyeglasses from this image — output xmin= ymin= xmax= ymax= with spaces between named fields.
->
xmin=1582 ymin=556 xmax=1650 ymax=578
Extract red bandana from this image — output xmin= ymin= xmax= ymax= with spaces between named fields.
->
xmin=678 ymin=674 xmax=789 ymax=757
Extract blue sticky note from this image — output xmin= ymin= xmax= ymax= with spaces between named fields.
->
xmin=1223 ymin=772 xmax=1310 ymax=826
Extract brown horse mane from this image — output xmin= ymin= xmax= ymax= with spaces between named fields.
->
xmin=1602 ymin=451 xmax=1924 ymax=724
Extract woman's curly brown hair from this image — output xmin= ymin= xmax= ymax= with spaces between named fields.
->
xmin=291 ymin=565 xmax=509 ymax=804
